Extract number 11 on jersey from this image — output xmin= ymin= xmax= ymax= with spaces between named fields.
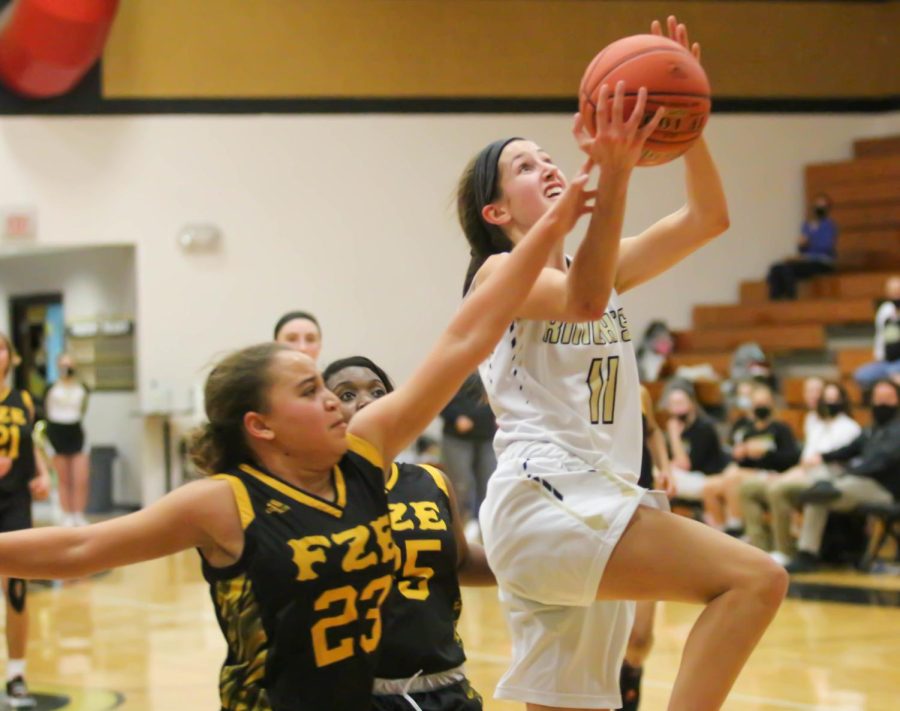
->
xmin=587 ymin=356 xmax=619 ymax=425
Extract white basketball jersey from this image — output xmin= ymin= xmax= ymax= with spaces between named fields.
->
xmin=480 ymin=288 xmax=642 ymax=480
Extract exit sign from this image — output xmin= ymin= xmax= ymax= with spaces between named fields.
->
xmin=1 ymin=208 xmax=37 ymax=240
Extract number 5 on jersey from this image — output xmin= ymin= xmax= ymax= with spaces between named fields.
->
xmin=587 ymin=356 xmax=619 ymax=425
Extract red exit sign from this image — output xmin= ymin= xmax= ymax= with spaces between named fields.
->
xmin=2 ymin=208 xmax=37 ymax=239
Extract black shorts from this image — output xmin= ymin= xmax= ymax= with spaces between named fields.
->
xmin=0 ymin=494 xmax=32 ymax=534
xmin=372 ymin=680 xmax=483 ymax=711
xmin=46 ymin=422 xmax=85 ymax=455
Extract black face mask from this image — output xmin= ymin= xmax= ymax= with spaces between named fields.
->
xmin=819 ymin=402 xmax=843 ymax=418
xmin=61 ymin=366 xmax=75 ymax=377
xmin=814 ymin=206 xmax=828 ymax=219
xmin=675 ymin=413 xmax=690 ymax=423
xmin=753 ymin=406 xmax=772 ymax=421
xmin=871 ymin=404 xmax=898 ymax=426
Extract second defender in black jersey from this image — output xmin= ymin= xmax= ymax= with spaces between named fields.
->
xmin=324 ymin=356 xmax=493 ymax=711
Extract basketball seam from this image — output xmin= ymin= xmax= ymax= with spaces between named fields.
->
xmin=583 ymin=46 xmax=700 ymax=99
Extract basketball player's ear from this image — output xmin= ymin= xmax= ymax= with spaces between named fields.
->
xmin=481 ymin=202 xmax=511 ymax=228
xmin=244 ymin=411 xmax=275 ymax=442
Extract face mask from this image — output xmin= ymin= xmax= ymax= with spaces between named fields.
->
xmin=753 ymin=406 xmax=772 ymax=421
xmin=892 ymin=299 xmax=900 ymax=310
xmin=61 ymin=366 xmax=75 ymax=377
xmin=819 ymin=402 xmax=842 ymax=418
xmin=871 ymin=404 xmax=898 ymax=426
xmin=675 ymin=413 xmax=690 ymax=423
xmin=736 ymin=396 xmax=752 ymax=411
xmin=814 ymin=206 xmax=828 ymax=219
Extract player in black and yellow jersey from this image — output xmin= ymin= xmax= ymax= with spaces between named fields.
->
xmin=324 ymin=356 xmax=494 ymax=711
xmin=0 ymin=170 xmax=594 ymax=711
xmin=0 ymin=331 xmax=51 ymax=707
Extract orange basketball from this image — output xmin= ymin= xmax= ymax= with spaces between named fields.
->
xmin=579 ymin=34 xmax=711 ymax=167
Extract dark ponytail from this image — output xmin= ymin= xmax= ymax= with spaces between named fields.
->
xmin=188 ymin=342 xmax=286 ymax=475
xmin=457 ymin=137 xmax=522 ymax=295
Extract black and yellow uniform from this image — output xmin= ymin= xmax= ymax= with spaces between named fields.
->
xmin=203 ymin=435 xmax=398 ymax=711
xmin=373 ymin=462 xmax=482 ymax=711
xmin=0 ymin=388 xmax=36 ymax=532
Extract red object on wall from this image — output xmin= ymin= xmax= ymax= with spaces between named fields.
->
xmin=0 ymin=0 xmax=119 ymax=98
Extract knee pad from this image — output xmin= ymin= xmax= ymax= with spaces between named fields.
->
xmin=7 ymin=578 xmax=26 ymax=613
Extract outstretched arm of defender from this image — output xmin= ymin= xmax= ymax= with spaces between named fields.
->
xmin=0 ymin=478 xmax=241 ymax=580
xmin=350 ymin=165 xmax=595 ymax=466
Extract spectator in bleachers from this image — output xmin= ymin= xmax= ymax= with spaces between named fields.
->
xmin=800 ymin=376 xmax=825 ymax=433
xmin=740 ymin=381 xmax=861 ymax=564
xmin=853 ymin=275 xmax=900 ymax=389
xmin=664 ymin=383 xmax=730 ymax=523
xmin=786 ymin=378 xmax=900 ymax=573
xmin=636 ymin=320 xmax=674 ymax=383
xmin=709 ymin=383 xmax=800 ymax=535
xmin=766 ymin=193 xmax=837 ymax=300
xmin=727 ymin=379 xmax=755 ymax=439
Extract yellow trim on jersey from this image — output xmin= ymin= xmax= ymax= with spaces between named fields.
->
xmin=212 ymin=474 xmax=256 ymax=530
xmin=346 ymin=433 xmax=383 ymax=469
xmin=20 ymin=391 xmax=34 ymax=421
xmin=419 ymin=465 xmax=450 ymax=500
xmin=0 ymin=386 xmax=10 ymax=404
xmin=385 ymin=462 xmax=399 ymax=492
xmin=239 ymin=464 xmax=346 ymax=518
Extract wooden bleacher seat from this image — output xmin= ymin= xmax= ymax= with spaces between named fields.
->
xmin=693 ymin=298 xmax=874 ymax=328
xmin=675 ymin=324 xmax=825 ymax=352
xmin=853 ymin=135 xmax=900 ymax=159
xmin=837 ymin=347 xmax=873 ymax=377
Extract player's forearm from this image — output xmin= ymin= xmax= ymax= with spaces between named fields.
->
xmin=0 ymin=527 xmax=94 ymax=579
xmin=566 ymin=168 xmax=630 ymax=320
xmin=682 ymin=138 xmax=729 ymax=235
xmin=449 ymin=210 xmax=567 ymax=356
xmin=458 ymin=542 xmax=496 ymax=587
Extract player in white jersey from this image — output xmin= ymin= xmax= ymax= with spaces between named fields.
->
xmin=458 ymin=16 xmax=788 ymax=711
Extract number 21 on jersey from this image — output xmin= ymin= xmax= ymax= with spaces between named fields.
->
xmin=587 ymin=356 xmax=619 ymax=424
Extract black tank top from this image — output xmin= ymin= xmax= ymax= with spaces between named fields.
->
xmin=0 ymin=388 xmax=36 ymax=496
xmin=202 ymin=435 xmax=398 ymax=711
xmin=377 ymin=462 xmax=465 ymax=679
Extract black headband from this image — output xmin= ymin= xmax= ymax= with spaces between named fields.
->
xmin=473 ymin=137 xmax=523 ymax=214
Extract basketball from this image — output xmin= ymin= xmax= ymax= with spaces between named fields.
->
xmin=579 ymin=34 xmax=711 ymax=166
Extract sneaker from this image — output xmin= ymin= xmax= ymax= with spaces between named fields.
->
xmin=786 ymin=551 xmax=820 ymax=574
xmin=619 ymin=662 xmax=642 ymax=711
xmin=769 ymin=551 xmax=791 ymax=567
xmin=795 ymin=481 xmax=841 ymax=506
xmin=5 ymin=676 xmax=36 ymax=708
